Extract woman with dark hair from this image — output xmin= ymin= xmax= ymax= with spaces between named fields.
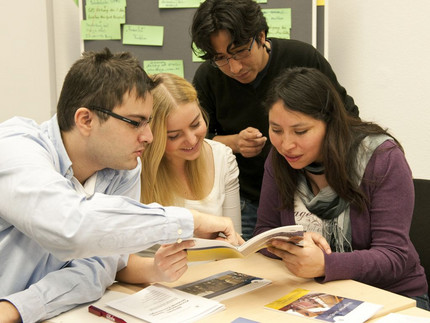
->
xmin=255 ymin=67 xmax=429 ymax=310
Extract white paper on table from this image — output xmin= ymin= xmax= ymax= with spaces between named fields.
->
xmin=107 ymin=283 xmax=225 ymax=323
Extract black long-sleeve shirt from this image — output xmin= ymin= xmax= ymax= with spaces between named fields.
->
xmin=193 ymin=38 xmax=358 ymax=202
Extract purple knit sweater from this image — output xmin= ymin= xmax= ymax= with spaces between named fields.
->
xmin=255 ymin=141 xmax=427 ymax=297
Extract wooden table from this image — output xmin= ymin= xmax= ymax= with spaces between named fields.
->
xmin=111 ymin=253 xmax=416 ymax=322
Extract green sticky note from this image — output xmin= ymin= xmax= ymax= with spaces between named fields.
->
xmin=143 ymin=60 xmax=184 ymax=78
xmin=85 ymin=5 xmax=126 ymax=24
xmin=159 ymin=0 xmax=203 ymax=9
xmin=86 ymin=0 xmax=126 ymax=6
xmin=262 ymin=8 xmax=292 ymax=39
xmin=123 ymin=25 xmax=164 ymax=46
xmin=81 ymin=19 xmax=121 ymax=40
xmin=73 ymin=0 xmax=78 ymax=6
xmin=255 ymin=0 xmax=267 ymax=3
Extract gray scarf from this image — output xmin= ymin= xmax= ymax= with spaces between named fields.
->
xmin=296 ymin=135 xmax=392 ymax=253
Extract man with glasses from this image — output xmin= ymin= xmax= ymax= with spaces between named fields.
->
xmin=191 ymin=0 xmax=359 ymax=240
xmin=0 ymin=48 xmax=239 ymax=322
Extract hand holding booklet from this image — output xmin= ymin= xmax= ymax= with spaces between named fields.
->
xmin=187 ymin=224 xmax=304 ymax=261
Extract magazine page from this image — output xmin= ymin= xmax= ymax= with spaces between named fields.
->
xmin=264 ymin=288 xmax=382 ymax=323
xmin=106 ymin=284 xmax=225 ymax=323
xmin=175 ymin=270 xmax=271 ymax=301
xmin=187 ymin=224 xmax=304 ymax=261
xmin=238 ymin=224 xmax=304 ymax=256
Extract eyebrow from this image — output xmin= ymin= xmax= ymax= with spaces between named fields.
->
xmin=167 ymin=113 xmax=200 ymax=133
xmin=269 ymin=120 xmax=309 ymax=128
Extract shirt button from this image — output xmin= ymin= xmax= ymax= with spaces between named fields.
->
xmin=177 ymin=238 xmax=183 ymax=244
xmin=177 ymin=228 xmax=182 ymax=235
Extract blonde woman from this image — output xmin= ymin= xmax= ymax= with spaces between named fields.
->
xmin=141 ymin=73 xmax=242 ymax=238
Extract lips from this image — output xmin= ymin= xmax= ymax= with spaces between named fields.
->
xmin=284 ymin=154 xmax=302 ymax=163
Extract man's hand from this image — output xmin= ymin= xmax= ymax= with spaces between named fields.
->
xmin=0 ymin=301 xmax=21 ymax=323
xmin=191 ymin=210 xmax=240 ymax=246
xmin=235 ymin=127 xmax=267 ymax=157
xmin=213 ymin=127 xmax=267 ymax=158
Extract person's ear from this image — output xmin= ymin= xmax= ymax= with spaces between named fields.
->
xmin=258 ymin=31 xmax=266 ymax=45
xmin=74 ymin=107 xmax=94 ymax=137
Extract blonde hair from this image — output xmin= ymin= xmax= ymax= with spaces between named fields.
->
xmin=141 ymin=73 xmax=209 ymax=206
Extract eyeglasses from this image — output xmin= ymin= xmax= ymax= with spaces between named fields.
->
xmin=89 ymin=106 xmax=152 ymax=129
xmin=211 ymin=36 xmax=256 ymax=68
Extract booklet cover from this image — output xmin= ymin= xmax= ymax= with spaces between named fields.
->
xmin=106 ymin=284 xmax=225 ymax=323
xmin=264 ymin=288 xmax=382 ymax=323
xmin=187 ymin=224 xmax=304 ymax=261
xmin=175 ymin=270 xmax=271 ymax=301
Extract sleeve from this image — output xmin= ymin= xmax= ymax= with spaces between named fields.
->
xmin=322 ymin=143 xmax=414 ymax=285
xmin=254 ymin=149 xmax=295 ymax=258
xmin=193 ymin=63 xmax=221 ymax=138
xmin=255 ymin=149 xmax=289 ymax=235
xmin=0 ymin=131 xmax=193 ymax=261
xmin=311 ymin=47 xmax=359 ymax=117
xmin=220 ymin=144 xmax=242 ymax=234
xmin=2 ymin=255 xmax=126 ymax=323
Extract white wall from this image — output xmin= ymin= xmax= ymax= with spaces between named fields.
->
xmin=328 ymin=0 xmax=430 ymax=179
xmin=0 ymin=0 xmax=80 ymax=124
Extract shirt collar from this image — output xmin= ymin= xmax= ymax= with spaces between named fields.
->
xmin=43 ymin=114 xmax=74 ymax=179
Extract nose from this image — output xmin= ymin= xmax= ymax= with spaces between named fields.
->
xmin=281 ymin=134 xmax=296 ymax=151
xmin=184 ymin=131 xmax=197 ymax=146
xmin=228 ymin=58 xmax=242 ymax=74
xmin=138 ymin=125 xmax=153 ymax=144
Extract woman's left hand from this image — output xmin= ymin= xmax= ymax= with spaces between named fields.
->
xmin=267 ymin=232 xmax=328 ymax=278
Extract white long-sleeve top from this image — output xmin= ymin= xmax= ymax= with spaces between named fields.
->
xmin=184 ymin=139 xmax=241 ymax=233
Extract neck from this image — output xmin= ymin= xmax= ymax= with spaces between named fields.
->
xmin=62 ymin=130 xmax=97 ymax=184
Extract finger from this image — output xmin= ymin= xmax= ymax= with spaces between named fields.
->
xmin=239 ymin=137 xmax=267 ymax=148
xmin=159 ymin=240 xmax=195 ymax=256
xmin=237 ymin=234 xmax=245 ymax=245
xmin=241 ymin=128 xmax=263 ymax=139
xmin=270 ymin=239 xmax=300 ymax=254
xmin=240 ymin=146 xmax=265 ymax=158
xmin=306 ymin=232 xmax=331 ymax=254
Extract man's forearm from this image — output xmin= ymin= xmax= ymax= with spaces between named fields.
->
xmin=212 ymin=134 xmax=239 ymax=153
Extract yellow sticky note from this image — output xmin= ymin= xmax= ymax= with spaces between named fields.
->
xmin=143 ymin=60 xmax=184 ymax=78
xmin=123 ymin=25 xmax=164 ymax=46
xmin=86 ymin=0 xmax=126 ymax=5
xmin=262 ymin=8 xmax=292 ymax=39
xmin=85 ymin=5 xmax=126 ymax=23
xmin=159 ymin=0 xmax=203 ymax=9
xmin=81 ymin=19 xmax=121 ymax=40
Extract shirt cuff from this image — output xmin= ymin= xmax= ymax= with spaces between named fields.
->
xmin=2 ymin=288 xmax=46 ymax=323
xmin=163 ymin=206 xmax=194 ymax=242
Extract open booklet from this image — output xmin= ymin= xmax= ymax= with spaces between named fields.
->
xmin=187 ymin=224 xmax=304 ymax=261
xmin=264 ymin=288 xmax=382 ymax=323
xmin=175 ymin=270 xmax=271 ymax=302
xmin=106 ymin=284 xmax=224 ymax=323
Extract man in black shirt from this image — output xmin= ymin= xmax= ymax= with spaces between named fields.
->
xmin=191 ymin=0 xmax=358 ymax=240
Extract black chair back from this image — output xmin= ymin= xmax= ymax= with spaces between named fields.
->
xmin=410 ymin=179 xmax=430 ymax=294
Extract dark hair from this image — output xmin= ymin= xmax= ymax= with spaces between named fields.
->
xmin=191 ymin=0 xmax=268 ymax=60
xmin=265 ymin=67 xmax=401 ymax=211
xmin=57 ymin=48 xmax=157 ymax=131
